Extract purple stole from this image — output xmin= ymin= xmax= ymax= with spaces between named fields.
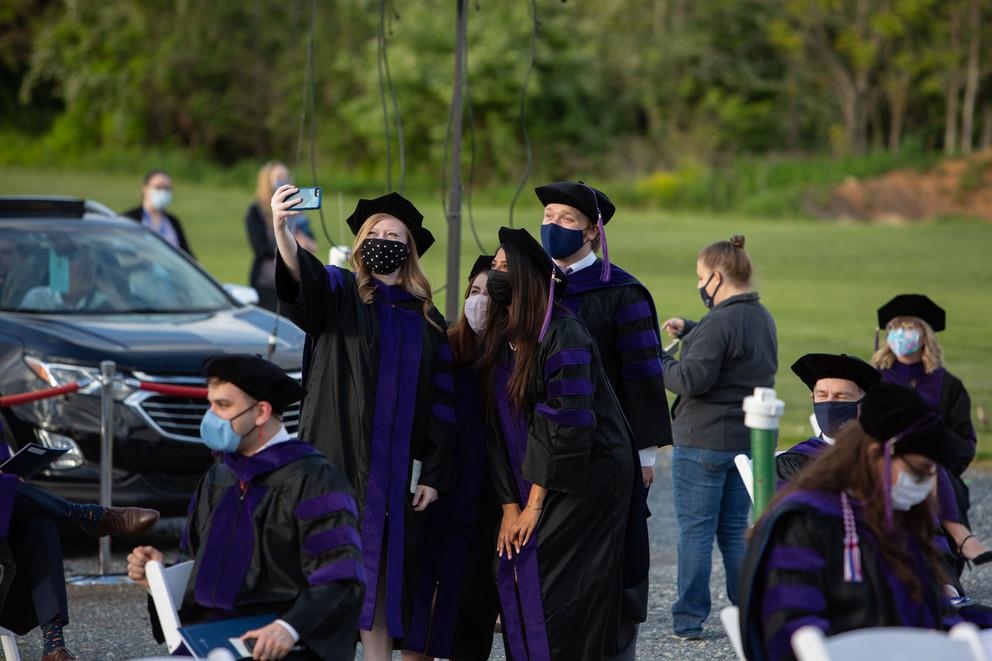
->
xmin=882 ymin=362 xmax=945 ymax=409
xmin=192 ymin=441 xmax=317 ymax=612
xmin=788 ymin=437 xmax=829 ymax=458
xmin=493 ymin=363 xmax=552 ymax=661
xmin=358 ymin=284 xmax=424 ymax=636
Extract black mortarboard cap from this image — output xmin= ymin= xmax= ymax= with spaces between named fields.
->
xmin=534 ymin=181 xmax=616 ymax=225
xmin=859 ymin=383 xmax=956 ymax=467
xmin=202 ymin=354 xmax=303 ymax=414
xmin=497 ymin=226 xmax=567 ymax=341
xmin=876 ymin=294 xmax=945 ymax=332
xmin=345 ymin=192 xmax=435 ymax=257
xmin=790 ymin=353 xmax=881 ymax=393
xmin=469 ymin=254 xmax=494 ymax=281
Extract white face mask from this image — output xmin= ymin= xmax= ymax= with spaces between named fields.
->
xmin=890 ymin=469 xmax=934 ymax=511
xmin=149 ymin=187 xmax=172 ymax=210
xmin=463 ymin=293 xmax=489 ymax=334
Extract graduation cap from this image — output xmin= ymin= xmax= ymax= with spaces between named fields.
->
xmin=790 ymin=353 xmax=881 ymax=393
xmin=535 ymin=181 xmax=615 ymax=282
xmin=859 ymin=382 xmax=958 ymax=525
xmin=468 ymin=254 xmax=494 ymax=281
xmin=345 ymin=192 xmax=435 ymax=257
xmin=202 ymin=354 xmax=303 ymax=414
xmin=876 ymin=294 xmax=945 ymax=332
xmin=497 ymin=226 xmax=567 ymax=341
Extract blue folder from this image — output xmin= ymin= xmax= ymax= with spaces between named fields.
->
xmin=177 ymin=613 xmax=277 ymax=659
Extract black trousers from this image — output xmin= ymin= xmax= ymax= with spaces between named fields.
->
xmin=0 ymin=507 xmax=68 ymax=634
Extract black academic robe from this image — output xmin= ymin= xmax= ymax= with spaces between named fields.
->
xmin=275 ymin=248 xmax=453 ymax=638
xmin=175 ymin=441 xmax=364 ymax=660
xmin=738 ymin=490 xmax=985 ymax=661
xmin=489 ymin=314 xmax=633 ymax=661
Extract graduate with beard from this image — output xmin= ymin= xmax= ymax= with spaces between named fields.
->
xmin=478 ymin=226 xmax=633 ymax=661
xmin=127 ymin=355 xmax=364 ymax=660
xmin=271 ymin=188 xmax=453 ymax=659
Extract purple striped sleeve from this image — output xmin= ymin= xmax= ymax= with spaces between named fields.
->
xmin=765 ymin=546 xmax=826 ymax=573
xmin=433 ymin=371 xmax=455 ymax=392
xmin=534 ymin=402 xmax=594 ymax=427
xmin=617 ymin=329 xmax=660 ymax=352
xmin=308 ymin=557 xmax=367 ymax=587
xmin=761 ymin=584 xmax=826 ymax=620
xmin=615 ymin=301 xmax=652 ymax=324
xmin=767 ymin=616 xmax=830 ymax=661
xmin=543 ymin=348 xmax=592 ymax=381
xmin=546 ymin=378 xmax=595 ymax=399
xmin=437 ymin=343 xmax=453 ymax=363
xmin=431 ymin=403 xmax=456 ymax=424
xmin=295 ymin=492 xmax=359 ymax=521
xmin=302 ymin=526 xmax=363 ymax=555
xmin=621 ymin=358 xmax=664 ymax=379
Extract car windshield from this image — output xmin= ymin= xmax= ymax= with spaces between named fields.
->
xmin=0 ymin=224 xmax=231 ymax=313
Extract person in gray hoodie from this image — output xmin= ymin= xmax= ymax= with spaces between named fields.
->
xmin=661 ymin=234 xmax=777 ymax=640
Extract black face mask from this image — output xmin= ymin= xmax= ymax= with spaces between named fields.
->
xmin=699 ymin=272 xmax=722 ymax=309
xmin=486 ymin=269 xmax=513 ymax=305
xmin=359 ymin=238 xmax=409 ymax=275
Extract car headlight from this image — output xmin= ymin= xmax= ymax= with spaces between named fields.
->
xmin=23 ymin=356 xmax=137 ymax=400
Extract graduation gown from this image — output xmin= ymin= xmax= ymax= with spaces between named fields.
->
xmin=176 ymin=441 xmax=364 ymax=659
xmin=775 ymin=437 xmax=828 ymax=483
xmin=489 ymin=314 xmax=633 ymax=661
xmin=405 ymin=366 xmax=500 ymax=659
xmin=275 ymin=249 xmax=453 ymax=637
xmin=739 ymin=490 xmax=977 ymax=661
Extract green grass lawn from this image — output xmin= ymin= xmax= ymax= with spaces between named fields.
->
xmin=2 ymin=165 xmax=990 ymax=457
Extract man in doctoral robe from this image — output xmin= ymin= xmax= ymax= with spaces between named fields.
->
xmin=127 ymin=355 xmax=364 ymax=660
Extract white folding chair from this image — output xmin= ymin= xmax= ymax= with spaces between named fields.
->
xmin=0 ymin=625 xmax=20 ymax=661
xmin=719 ymin=605 xmax=745 ymax=660
xmin=791 ymin=623 xmax=989 ymax=661
xmin=734 ymin=454 xmax=754 ymax=503
xmin=146 ymin=559 xmax=195 ymax=655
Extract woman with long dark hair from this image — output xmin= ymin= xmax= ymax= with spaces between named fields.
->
xmin=272 ymin=188 xmax=453 ymax=660
xmin=478 ymin=226 xmax=633 ymax=661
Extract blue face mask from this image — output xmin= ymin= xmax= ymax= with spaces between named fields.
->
xmin=540 ymin=223 xmax=586 ymax=260
xmin=199 ymin=405 xmax=256 ymax=453
xmin=813 ymin=400 xmax=860 ymax=438
xmin=887 ymin=328 xmax=923 ymax=357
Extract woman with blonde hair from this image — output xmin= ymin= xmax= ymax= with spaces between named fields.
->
xmin=271 ymin=188 xmax=453 ymax=660
xmin=245 ymin=161 xmax=316 ymax=310
xmin=872 ymin=294 xmax=989 ymax=570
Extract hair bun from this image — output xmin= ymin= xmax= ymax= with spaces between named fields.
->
xmin=729 ymin=235 xmax=746 ymax=249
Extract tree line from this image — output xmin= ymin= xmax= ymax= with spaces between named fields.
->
xmin=1 ymin=0 xmax=990 ymax=187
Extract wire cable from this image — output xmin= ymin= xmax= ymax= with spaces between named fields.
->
xmin=508 ymin=0 xmax=538 ymax=228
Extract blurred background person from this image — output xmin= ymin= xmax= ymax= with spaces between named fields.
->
xmin=246 ymin=161 xmax=317 ymax=311
xmin=661 ymin=234 xmax=777 ymax=641
xmin=122 ymin=169 xmax=194 ymax=257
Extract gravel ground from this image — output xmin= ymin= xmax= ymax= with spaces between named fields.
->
xmin=12 ymin=447 xmax=992 ymax=660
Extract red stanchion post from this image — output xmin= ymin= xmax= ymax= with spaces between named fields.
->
xmin=98 ymin=361 xmax=115 ymax=575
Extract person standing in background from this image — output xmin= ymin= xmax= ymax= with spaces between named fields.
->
xmin=121 ymin=169 xmax=194 ymax=257
xmin=661 ymin=235 xmax=777 ymax=641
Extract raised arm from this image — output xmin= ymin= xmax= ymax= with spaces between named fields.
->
xmin=272 ymin=184 xmax=304 ymax=282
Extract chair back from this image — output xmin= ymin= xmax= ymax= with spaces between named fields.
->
xmin=719 ymin=605 xmax=746 ymax=660
xmin=792 ymin=624 xmax=989 ymax=661
xmin=734 ymin=453 xmax=755 ymax=503
xmin=146 ymin=559 xmax=195 ymax=654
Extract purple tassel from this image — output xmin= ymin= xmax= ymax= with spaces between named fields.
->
xmin=539 ymin=269 xmax=555 ymax=342
xmin=598 ymin=213 xmax=611 ymax=282
xmin=874 ymin=328 xmax=880 ymax=352
xmin=883 ymin=443 xmax=893 ymax=529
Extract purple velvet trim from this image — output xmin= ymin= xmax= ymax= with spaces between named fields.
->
xmin=788 ymin=437 xmax=829 ymax=458
xmin=880 ymin=543 xmax=940 ymax=628
xmin=193 ymin=484 xmax=267 ymax=612
xmin=936 ymin=466 xmax=961 ymax=523
xmin=496 ymin=540 xmax=551 ymax=661
xmin=765 ymin=546 xmax=826 ymax=572
xmin=302 ymin=526 xmax=363 ymax=555
xmin=308 ymin=557 xmax=366 ymax=587
xmin=546 ymin=377 xmax=594 ymax=398
xmin=431 ymin=402 xmax=456 ymax=424
xmin=760 ymin=584 xmax=826 ymax=619
xmin=767 ymin=616 xmax=830 ymax=661
xmin=295 ymin=492 xmax=359 ymax=521
xmin=436 ymin=342 xmax=453 ymax=363
xmin=323 ymin=265 xmax=347 ymax=293
xmin=561 ymin=260 xmax=638 ymax=296
xmin=432 ymin=371 xmax=455 ymax=392
xmin=617 ymin=328 xmax=660 ymax=352
xmin=542 ymin=348 xmax=592 ymax=381
xmin=621 ymin=358 xmax=664 ymax=379
xmin=534 ymin=402 xmax=594 ymax=427
xmin=882 ymin=363 xmax=944 ymax=408
xmin=615 ymin=301 xmax=652 ymax=324
xmin=778 ymin=490 xmax=845 ymax=518
xmin=496 ymin=363 xmax=531 ymax=504
xmin=359 ymin=296 xmax=423 ymax=637
xmin=0 ymin=475 xmax=17 ymax=537
xmin=223 ymin=440 xmax=316 ymax=483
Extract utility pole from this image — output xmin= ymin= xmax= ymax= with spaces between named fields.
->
xmin=444 ymin=0 xmax=468 ymax=322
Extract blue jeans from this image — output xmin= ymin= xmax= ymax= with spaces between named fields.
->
xmin=670 ymin=445 xmax=750 ymax=635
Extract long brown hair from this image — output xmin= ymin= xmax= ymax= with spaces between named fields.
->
xmin=871 ymin=315 xmax=944 ymax=374
xmin=478 ymin=241 xmax=551 ymax=412
xmin=763 ymin=421 xmax=944 ymax=601
xmin=350 ymin=213 xmax=441 ymax=331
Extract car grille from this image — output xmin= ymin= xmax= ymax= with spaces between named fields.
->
xmin=136 ymin=395 xmax=301 ymax=442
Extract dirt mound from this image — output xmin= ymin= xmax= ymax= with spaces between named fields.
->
xmin=808 ymin=153 xmax=992 ymax=222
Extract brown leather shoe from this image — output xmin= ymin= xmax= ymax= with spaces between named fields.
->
xmin=41 ymin=647 xmax=77 ymax=661
xmin=86 ymin=506 xmax=160 ymax=537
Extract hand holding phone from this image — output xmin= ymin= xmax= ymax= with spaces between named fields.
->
xmin=287 ymin=186 xmax=321 ymax=211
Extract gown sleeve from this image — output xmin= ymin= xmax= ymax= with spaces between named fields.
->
xmin=661 ymin=315 xmax=729 ymax=398
xmin=613 ymin=285 xmax=674 ymax=449
xmin=940 ymin=373 xmax=977 ymax=476
xmin=521 ymin=321 xmax=599 ymax=495
xmin=419 ymin=314 xmax=455 ymax=492
xmin=274 ymin=244 xmax=351 ymax=334
xmin=487 ymin=420 xmax=521 ymax=506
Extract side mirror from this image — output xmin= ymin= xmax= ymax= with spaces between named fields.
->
xmin=222 ymin=283 xmax=260 ymax=306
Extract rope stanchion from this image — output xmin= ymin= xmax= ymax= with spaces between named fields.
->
xmin=0 ymin=382 xmax=81 ymax=408
xmin=136 ymin=382 xmax=208 ymax=399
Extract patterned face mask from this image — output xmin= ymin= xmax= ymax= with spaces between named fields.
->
xmin=360 ymin=238 xmax=409 ymax=275
xmin=887 ymin=327 xmax=923 ymax=357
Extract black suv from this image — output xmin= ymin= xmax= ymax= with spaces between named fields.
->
xmin=0 ymin=197 xmax=306 ymax=514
